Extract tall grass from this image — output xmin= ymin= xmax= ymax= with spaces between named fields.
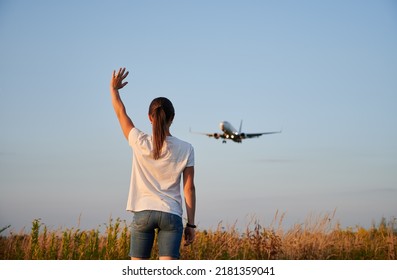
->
xmin=1 ymin=214 xmax=396 ymax=260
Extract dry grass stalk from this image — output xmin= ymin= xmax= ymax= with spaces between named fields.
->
xmin=1 ymin=213 xmax=396 ymax=260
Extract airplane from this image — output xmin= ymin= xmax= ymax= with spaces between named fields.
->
xmin=190 ymin=120 xmax=281 ymax=143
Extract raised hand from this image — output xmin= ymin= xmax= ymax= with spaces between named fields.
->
xmin=111 ymin=67 xmax=129 ymax=91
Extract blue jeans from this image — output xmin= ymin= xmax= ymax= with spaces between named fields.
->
xmin=129 ymin=210 xmax=183 ymax=259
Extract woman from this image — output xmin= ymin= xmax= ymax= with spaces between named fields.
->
xmin=110 ymin=68 xmax=196 ymax=260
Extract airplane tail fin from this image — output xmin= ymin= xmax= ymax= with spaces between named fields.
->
xmin=238 ymin=120 xmax=243 ymax=134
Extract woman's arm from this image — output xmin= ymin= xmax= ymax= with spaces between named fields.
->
xmin=183 ymin=166 xmax=196 ymax=245
xmin=110 ymin=68 xmax=134 ymax=140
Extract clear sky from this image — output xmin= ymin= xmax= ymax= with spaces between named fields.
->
xmin=1 ymin=0 xmax=396 ymax=233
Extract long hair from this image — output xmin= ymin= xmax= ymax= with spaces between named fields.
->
xmin=149 ymin=97 xmax=175 ymax=160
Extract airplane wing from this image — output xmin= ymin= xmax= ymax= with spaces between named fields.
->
xmin=189 ymin=128 xmax=225 ymax=139
xmin=244 ymin=131 xmax=282 ymax=138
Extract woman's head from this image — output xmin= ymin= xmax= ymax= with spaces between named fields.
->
xmin=148 ymin=97 xmax=175 ymax=160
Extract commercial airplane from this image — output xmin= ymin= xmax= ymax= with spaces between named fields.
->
xmin=190 ymin=120 xmax=281 ymax=143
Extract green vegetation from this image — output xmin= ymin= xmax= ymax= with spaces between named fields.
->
xmin=1 ymin=214 xmax=396 ymax=260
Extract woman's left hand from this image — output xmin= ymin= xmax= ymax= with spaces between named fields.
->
xmin=184 ymin=227 xmax=195 ymax=246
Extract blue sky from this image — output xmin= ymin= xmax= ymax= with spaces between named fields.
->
xmin=1 ymin=0 xmax=396 ymax=233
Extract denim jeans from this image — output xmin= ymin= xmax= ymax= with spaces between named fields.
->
xmin=129 ymin=210 xmax=183 ymax=259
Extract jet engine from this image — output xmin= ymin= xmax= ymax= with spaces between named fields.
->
xmin=213 ymin=133 xmax=220 ymax=139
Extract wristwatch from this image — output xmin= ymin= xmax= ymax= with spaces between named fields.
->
xmin=186 ymin=223 xmax=197 ymax=228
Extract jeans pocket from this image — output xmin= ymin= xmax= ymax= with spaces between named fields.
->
xmin=132 ymin=211 xmax=152 ymax=230
xmin=161 ymin=212 xmax=183 ymax=231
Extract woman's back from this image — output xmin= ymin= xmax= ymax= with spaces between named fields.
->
xmin=126 ymin=127 xmax=194 ymax=217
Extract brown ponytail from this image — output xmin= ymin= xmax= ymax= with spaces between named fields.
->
xmin=149 ymin=97 xmax=175 ymax=160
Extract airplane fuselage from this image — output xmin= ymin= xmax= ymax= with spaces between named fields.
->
xmin=219 ymin=121 xmax=242 ymax=143
xmin=220 ymin=121 xmax=237 ymax=135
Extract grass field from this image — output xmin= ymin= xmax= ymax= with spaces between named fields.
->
xmin=1 ymin=212 xmax=396 ymax=260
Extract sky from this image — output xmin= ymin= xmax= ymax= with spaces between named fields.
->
xmin=1 ymin=0 xmax=396 ymax=234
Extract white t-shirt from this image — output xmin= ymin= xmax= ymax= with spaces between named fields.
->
xmin=126 ymin=127 xmax=194 ymax=217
